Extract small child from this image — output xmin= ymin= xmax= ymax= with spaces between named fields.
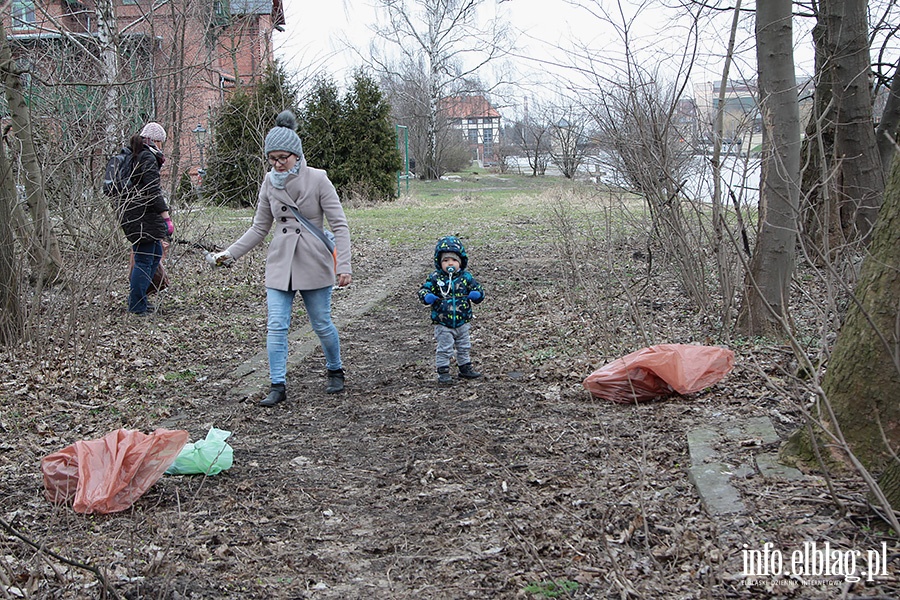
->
xmin=418 ymin=236 xmax=485 ymax=384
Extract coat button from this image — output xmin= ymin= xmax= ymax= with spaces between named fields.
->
xmin=281 ymin=206 xmax=287 ymax=211
xmin=295 ymin=229 xmax=301 ymax=234
xmin=281 ymin=217 xmax=286 ymax=222
xmin=282 ymin=228 xmax=287 ymax=234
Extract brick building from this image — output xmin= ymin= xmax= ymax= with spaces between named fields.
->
xmin=4 ymin=0 xmax=283 ymax=180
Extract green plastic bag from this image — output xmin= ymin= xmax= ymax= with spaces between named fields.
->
xmin=165 ymin=428 xmax=233 ymax=475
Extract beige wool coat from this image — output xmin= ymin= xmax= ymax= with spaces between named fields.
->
xmin=226 ymin=157 xmax=351 ymax=291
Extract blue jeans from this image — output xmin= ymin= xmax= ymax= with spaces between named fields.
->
xmin=266 ymin=286 xmax=342 ymax=384
xmin=129 ymin=239 xmax=163 ymax=313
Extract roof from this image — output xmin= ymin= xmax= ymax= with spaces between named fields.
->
xmin=440 ymin=96 xmax=500 ymax=120
xmin=230 ymin=0 xmax=270 ymax=13
xmin=228 ymin=0 xmax=285 ymax=28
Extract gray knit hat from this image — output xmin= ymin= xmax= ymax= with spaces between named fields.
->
xmin=264 ymin=111 xmax=304 ymax=158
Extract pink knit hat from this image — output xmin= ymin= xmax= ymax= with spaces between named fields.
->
xmin=140 ymin=122 xmax=167 ymax=143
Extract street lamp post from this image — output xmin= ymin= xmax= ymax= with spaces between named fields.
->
xmin=192 ymin=123 xmax=208 ymax=182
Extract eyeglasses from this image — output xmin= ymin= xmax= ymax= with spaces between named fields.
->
xmin=267 ymin=154 xmax=293 ymax=165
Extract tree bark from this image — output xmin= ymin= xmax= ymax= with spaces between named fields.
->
xmin=874 ymin=60 xmax=900 ymax=181
xmin=822 ymin=0 xmax=884 ymax=243
xmin=823 ymin=154 xmax=900 ymax=491
xmin=0 ymin=20 xmax=63 ymax=286
xmin=0 ymin=130 xmax=24 ymax=346
xmin=735 ymin=0 xmax=802 ymax=336
xmin=95 ymin=0 xmax=122 ymax=150
xmin=799 ymin=9 xmax=838 ymax=255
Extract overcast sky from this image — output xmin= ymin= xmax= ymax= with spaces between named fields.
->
xmin=272 ymin=0 xmax=816 ymax=108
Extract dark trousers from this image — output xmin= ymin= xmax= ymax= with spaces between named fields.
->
xmin=128 ymin=239 xmax=163 ymax=313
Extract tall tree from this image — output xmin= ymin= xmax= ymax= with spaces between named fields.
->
xmin=822 ymin=154 xmax=900 ymax=508
xmin=0 ymin=127 xmax=23 ymax=345
xmin=547 ymin=102 xmax=588 ymax=180
xmin=205 ymin=64 xmax=298 ymax=207
xmin=370 ymin=0 xmax=509 ymax=179
xmin=822 ymin=0 xmax=884 ymax=244
xmin=510 ymin=99 xmax=551 ymax=177
xmin=337 ymin=70 xmax=402 ymax=201
xmin=874 ymin=61 xmax=900 ymax=181
xmin=735 ymin=0 xmax=802 ymax=336
xmin=299 ymin=76 xmax=343 ymax=171
xmin=300 ymin=71 xmax=401 ymax=202
xmin=0 ymin=21 xmax=63 ymax=286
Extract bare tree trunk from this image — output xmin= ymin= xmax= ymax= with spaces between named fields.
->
xmin=712 ymin=0 xmax=741 ymax=326
xmin=0 ymin=130 xmax=24 ymax=346
xmin=735 ymin=0 xmax=801 ymax=336
xmin=799 ymin=11 xmax=838 ymax=256
xmin=822 ymin=0 xmax=884 ymax=243
xmin=875 ymin=60 xmax=900 ymax=180
xmin=427 ymin=74 xmax=439 ymax=180
xmin=372 ymin=0 xmax=508 ymax=180
xmin=163 ymin=3 xmax=189 ymax=202
xmin=823 ymin=153 xmax=900 ymax=504
xmin=95 ymin=0 xmax=122 ymax=150
xmin=0 ymin=21 xmax=63 ymax=286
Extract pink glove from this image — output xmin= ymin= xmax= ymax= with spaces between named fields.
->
xmin=163 ymin=217 xmax=174 ymax=236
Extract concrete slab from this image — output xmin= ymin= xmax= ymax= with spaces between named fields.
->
xmin=688 ymin=462 xmax=746 ymax=515
xmin=725 ymin=415 xmax=780 ymax=444
xmin=687 ymin=426 xmax=746 ymax=515
xmin=756 ymin=452 xmax=806 ymax=481
xmin=687 ymin=428 xmax=720 ymax=464
xmin=687 ymin=416 xmax=804 ymax=517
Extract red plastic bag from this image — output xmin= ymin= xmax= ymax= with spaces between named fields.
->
xmin=583 ymin=344 xmax=734 ymax=404
xmin=41 ymin=428 xmax=189 ymax=514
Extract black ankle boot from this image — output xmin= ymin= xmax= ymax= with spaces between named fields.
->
xmin=458 ymin=363 xmax=482 ymax=379
xmin=437 ymin=366 xmax=453 ymax=384
xmin=260 ymin=383 xmax=286 ymax=407
xmin=325 ymin=369 xmax=345 ymax=394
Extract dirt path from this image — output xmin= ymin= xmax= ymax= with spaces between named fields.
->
xmin=2 ymin=235 xmax=897 ymax=599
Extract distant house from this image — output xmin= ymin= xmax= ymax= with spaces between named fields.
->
xmin=673 ymin=98 xmax=699 ymax=143
xmin=692 ymin=80 xmax=760 ymax=141
xmin=441 ymin=95 xmax=502 ymax=166
xmin=3 ymin=0 xmax=284 ymax=179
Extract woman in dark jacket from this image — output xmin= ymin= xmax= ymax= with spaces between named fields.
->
xmin=121 ymin=122 xmax=173 ymax=314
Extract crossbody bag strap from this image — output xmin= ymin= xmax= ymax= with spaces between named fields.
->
xmin=287 ymin=205 xmax=335 ymax=253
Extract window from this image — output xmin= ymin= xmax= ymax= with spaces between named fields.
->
xmin=11 ymin=0 xmax=36 ymax=30
xmin=468 ymin=129 xmax=478 ymax=144
xmin=483 ymin=128 xmax=493 ymax=144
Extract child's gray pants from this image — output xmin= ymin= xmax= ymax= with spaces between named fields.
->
xmin=434 ymin=322 xmax=471 ymax=369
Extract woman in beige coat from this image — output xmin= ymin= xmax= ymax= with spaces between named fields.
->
xmin=212 ymin=111 xmax=352 ymax=405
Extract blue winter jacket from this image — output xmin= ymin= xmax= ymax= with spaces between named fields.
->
xmin=418 ymin=236 xmax=485 ymax=328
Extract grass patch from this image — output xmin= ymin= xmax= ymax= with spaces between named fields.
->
xmin=523 ymin=579 xmax=579 ymax=597
xmin=349 ymin=172 xmax=601 ymax=248
xmin=164 ymin=369 xmax=201 ymax=382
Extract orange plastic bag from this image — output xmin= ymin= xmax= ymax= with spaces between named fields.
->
xmin=41 ymin=428 xmax=189 ymax=514
xmin=583 ymin=344 xmax=734 ymax=404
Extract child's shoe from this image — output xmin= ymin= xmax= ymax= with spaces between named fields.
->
xmin=458 ymin=363 xmax=482 ymax=379
xmin=437 ymin=366 xmax=453 ymax=384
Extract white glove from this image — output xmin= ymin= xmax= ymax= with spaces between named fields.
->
xmin=206 ymin=250 xmax=234 ymax=267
